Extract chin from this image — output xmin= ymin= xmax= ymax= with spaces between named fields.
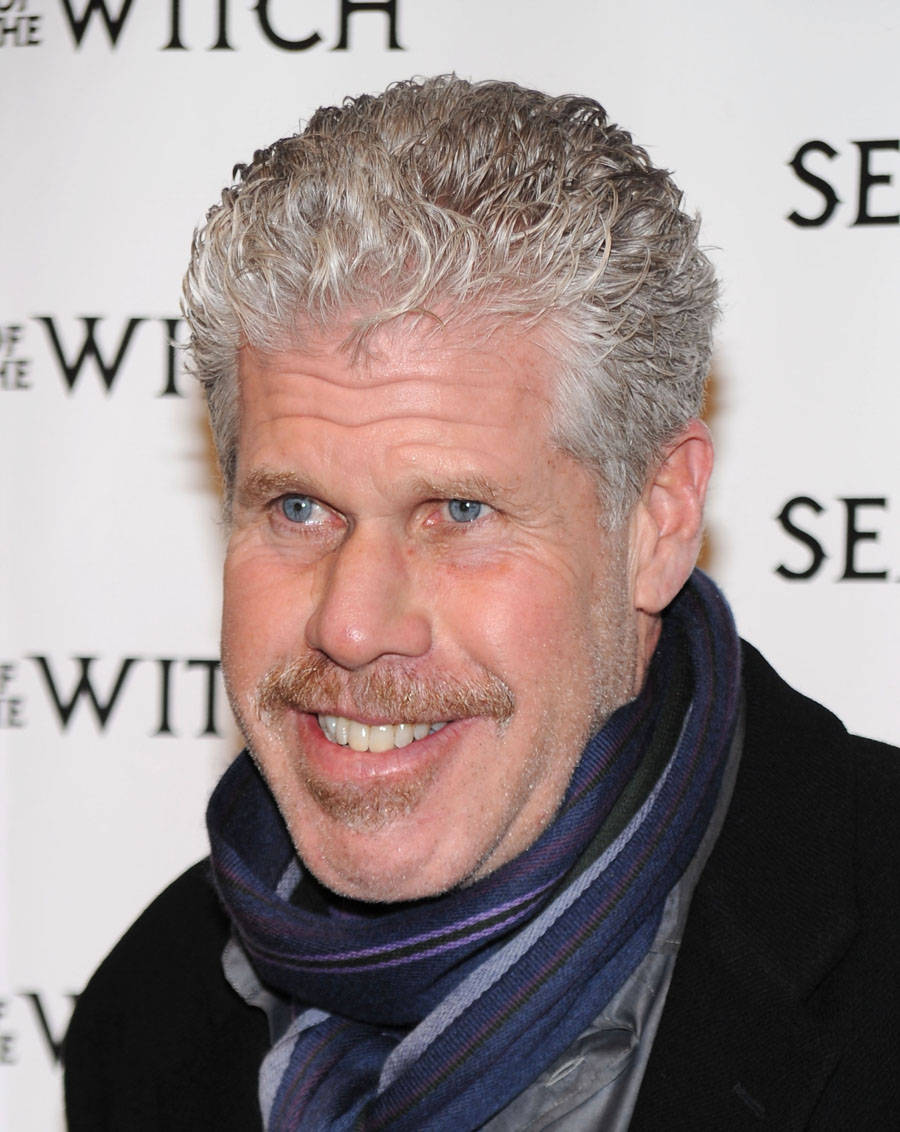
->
xmin=286 ymin=810 xmax=487 ymax=903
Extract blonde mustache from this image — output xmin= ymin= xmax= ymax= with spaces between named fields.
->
xmin=255 ymin=653 xmax=515 ymax=727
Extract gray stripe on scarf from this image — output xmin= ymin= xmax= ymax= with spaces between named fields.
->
xmin=377 ymin=707 xmax=689 ymax=1093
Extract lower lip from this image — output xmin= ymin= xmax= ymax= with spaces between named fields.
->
xmin=294 ymin=711 xmax=466 ymax=786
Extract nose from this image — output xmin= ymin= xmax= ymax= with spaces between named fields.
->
xmin=304 ymin=524 xmax=432 ymax=670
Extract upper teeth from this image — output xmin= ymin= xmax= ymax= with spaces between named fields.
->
xmin=317 ymin=715 xmax=447 ymax=753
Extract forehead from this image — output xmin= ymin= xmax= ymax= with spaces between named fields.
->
xmin=236 ymin=317 xmax=559 ymax=436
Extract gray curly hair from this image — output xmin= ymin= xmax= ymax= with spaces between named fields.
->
xmin=183 ymin=75 xmax=717 ymax=524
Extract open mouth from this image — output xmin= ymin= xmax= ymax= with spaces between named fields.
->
xmin=316 ymin=714 xmax=448 ymax=753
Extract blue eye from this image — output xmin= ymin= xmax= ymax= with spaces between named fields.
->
xmin=281 ymin=495 xmax=314 ymax=523
xmin=447 ymin=499 xmax=484 ymax=523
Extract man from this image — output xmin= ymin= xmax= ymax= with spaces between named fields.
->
xmin=65 ymin=76 xmax=900 ymax=1130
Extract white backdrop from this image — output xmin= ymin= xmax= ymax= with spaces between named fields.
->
xmin=2 ymin=1 xmax=898 ymax=1126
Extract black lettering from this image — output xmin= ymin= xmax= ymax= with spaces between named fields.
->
xmin=210 ymin=0 xmax=230 ymax=49
xmin=0 ymin=1032 xmax=14 ymax=1065
xmin=840 ymin=497 xmax=888 ymax=579
xmin=58 ymin=0 xmax=136 ymax=47
xmin=0 ymin=9 xmax=39 ymax=45
xmin=160 ymin=317 xmax=186 ymax=396
xmin=0 ymin=358 xmax=30 ymax=390
xmin=0 ymin=323 xmax=23 ymax=353
xmin=19 ymin=992 xmax=77 ymax=1066
xmin=252 ymin=0 xmax=320 ymax=50
xmin=187 ymin=658 xmax=222 ymax=736
xmin=0 ymin=697 xmax=25 ymax=727
xmin=0 ymin=13 xmax=24 ymax=43
xmin=163 ymin=0 xmax=232 ymax=51
xmin=787 ymin=140 xmax=840 ymax=227
xmin=775 ymin=496 xmax=827 ymax=579
xmin=154 ymin=657 xmax=175 ymax=735
xmin=162 ymin=0 xmax=185 ymax=48
xmin=852 ymin=140 xmax=899 ymax=226
xmin=36 ymin=316 xmax=145 ymax=393
xmin=333 ymin=0 xmax=402 ymax=49
xmin=29 ymin=655 xmax=138 ymax=729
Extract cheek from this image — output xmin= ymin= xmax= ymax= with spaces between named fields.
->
xmin=433 ymin=554 xmax=597 ymax=688
xmin=222 ymin=546 xmax=311 ymax=675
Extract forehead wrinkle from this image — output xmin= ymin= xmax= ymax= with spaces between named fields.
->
xmin=260 ymin=353 xmax=527 ymax=390
xmin=244 ymin=342 xmax=558 ymax=436
xmin=255 ymin=394 xmax=547 ymax=437
xmin=261 ymin=360 xmax=549 ymax=410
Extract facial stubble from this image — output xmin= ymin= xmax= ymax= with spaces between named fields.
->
xmin=235 ymin=594 xmax=637 ymax=851
xmin=247 ymin=656 xmax=516 ymax=833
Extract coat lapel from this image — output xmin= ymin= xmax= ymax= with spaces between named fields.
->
xmin=631 ymin=644 xmax=859 ymax=1129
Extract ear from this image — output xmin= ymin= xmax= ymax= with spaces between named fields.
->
xmin=630 ymin=419 xmax=714 ymax=615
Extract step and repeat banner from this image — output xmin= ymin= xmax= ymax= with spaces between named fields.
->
xmin=2 ymin=0 xmax=898 ymax=1126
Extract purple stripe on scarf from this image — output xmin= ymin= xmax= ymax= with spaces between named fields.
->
xmin=208 ymin=569 xmax=742 ymax=1132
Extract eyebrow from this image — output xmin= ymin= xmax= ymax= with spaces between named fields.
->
xmin=396 ymin=473 xmax=512 ymax=503
xmin=236 ymin=469 xmax=316 ymax=509
xmin=237 ymin=467 xmax=514 ymax=509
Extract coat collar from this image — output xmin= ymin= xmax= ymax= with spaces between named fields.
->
xmin=631 ymin=643 xmax=859 ymax=1129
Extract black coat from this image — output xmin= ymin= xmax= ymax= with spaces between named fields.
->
xmin=65 ymin=644 xmax=900 ymax=1130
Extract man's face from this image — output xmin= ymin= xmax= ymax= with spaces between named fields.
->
xmin=222 ymin=319 xmax=642 ymax=902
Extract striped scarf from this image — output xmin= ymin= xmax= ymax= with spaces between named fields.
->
xmin=208 ymin=570 xmax=741 ymax=1130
